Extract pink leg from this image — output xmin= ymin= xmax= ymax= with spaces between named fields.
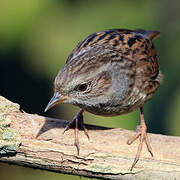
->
xmin=127 ymin=107 xmax=153 ymax=171
xmin=63 ymin=109 xmax=89 ymax=155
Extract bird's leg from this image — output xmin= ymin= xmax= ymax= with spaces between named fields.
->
xmin=63 ymin=109 xmax=89 ymax=155
xmin=127 ymin=107 xmax=153 ymax=171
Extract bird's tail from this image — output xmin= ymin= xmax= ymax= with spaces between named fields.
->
xmin=135 ymin=29 xmax=160 ymax=41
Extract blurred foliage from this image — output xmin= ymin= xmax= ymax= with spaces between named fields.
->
xmin=0 ymin=0 xmax=180 ymax=179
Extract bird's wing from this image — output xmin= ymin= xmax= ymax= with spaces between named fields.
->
xmin=66 ymin=29 xmax=160 ymax=80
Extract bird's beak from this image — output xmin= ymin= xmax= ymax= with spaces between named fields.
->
xmin=44 ymin=92 xmax=68 ymax=112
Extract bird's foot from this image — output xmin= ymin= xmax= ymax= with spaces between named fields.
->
xmin=127 ymin=120 xmax=153 ymax=171
xmin=63 ymin=109 xmax=89 ymax=155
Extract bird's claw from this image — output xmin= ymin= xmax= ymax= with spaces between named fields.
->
xmin=127 ymin=107 xmax=153 ymax=171
xmin=63 ymin=109 xmax=89 ymax=155
xmin=127 ymin=123 xmax=153 ymax=171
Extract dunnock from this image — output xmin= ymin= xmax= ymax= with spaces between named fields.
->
xmin=45 ymin=29 xmax=162 ymax=170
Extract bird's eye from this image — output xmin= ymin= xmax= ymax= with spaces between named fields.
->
xmin=77 ymin=83 xmax=88 ymax=92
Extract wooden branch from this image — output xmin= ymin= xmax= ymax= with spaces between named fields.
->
xmin=0 ymin=96 xmax=180 ymax=180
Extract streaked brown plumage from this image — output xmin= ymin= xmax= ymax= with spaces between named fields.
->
xmin=45 ymin=29 xmax=162 ymax=170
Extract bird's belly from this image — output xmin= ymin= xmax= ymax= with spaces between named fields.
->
xmin=78 ymin=101 xmax=139 ymax=116
xmin=81 ymin=104 xmax=134 ymax=116
xmin=78 ymin=90 xmax=152 ymax=116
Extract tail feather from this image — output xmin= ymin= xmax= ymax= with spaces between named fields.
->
xmin=135 ymin=29 xmax=160 ymax=40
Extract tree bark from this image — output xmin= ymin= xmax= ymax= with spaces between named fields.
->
xmin=0 ymin=96 xmax=180 ymax=180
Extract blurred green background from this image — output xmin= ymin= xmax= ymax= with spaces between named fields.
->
xmin=0 ymin=0 xmax=180 ymax=179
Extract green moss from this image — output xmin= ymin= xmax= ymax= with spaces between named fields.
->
xmin=0 ymin=114 xmax=11 ymax=128
xmin=0 ymin=96 xmax=20 ymax=114
xmin=0 ymin=114 xmax=5 ymax=122
xmin=91 ymin=165 xmax=115 ymax=173
xmin=0 ymin=127 xmax=21 ymax=156
xmin=0 ymin=97 xmax=21 ymax=156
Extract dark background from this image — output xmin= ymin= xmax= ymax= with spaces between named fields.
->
xmin=0 ymin=0 xmax=180 ymax=179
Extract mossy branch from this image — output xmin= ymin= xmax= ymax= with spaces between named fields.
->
xmin=0 ymin=96 xmax=180 ymax=180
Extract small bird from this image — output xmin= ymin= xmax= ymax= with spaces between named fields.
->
xmin=45 ymin=29 xmax=162 ymax=170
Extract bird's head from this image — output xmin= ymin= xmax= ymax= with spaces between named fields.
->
xmin=44 ymin=46 xmax=114 ymax=113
